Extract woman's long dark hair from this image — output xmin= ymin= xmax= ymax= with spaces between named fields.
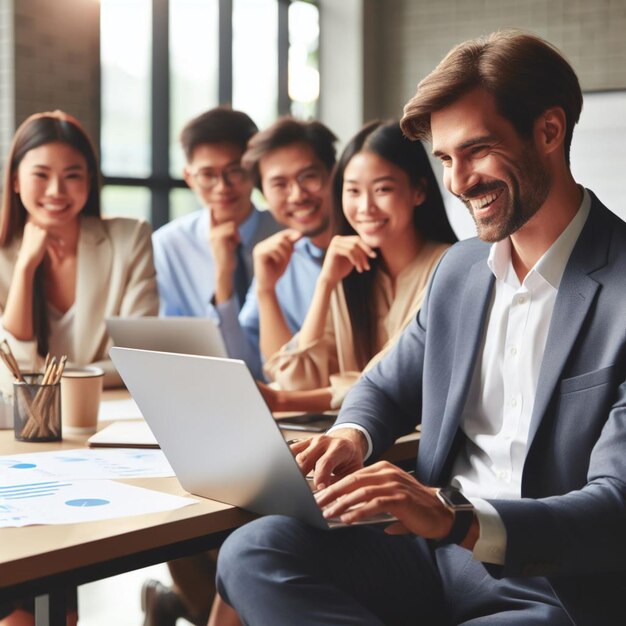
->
xmin=0 ymin=111 xmax=101 ymax=357
xmin=331 ymin=120 xmax=457 ymax=367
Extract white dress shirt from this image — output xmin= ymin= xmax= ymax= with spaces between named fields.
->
xmin=453 ymin=188 xmax=591 ymax=563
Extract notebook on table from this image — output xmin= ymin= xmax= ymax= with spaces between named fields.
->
xmin=109 ymin=347 xmax=395 ymax=530
xmin=88 ymin=421 xmax=158 ymax=448
xmin=106 ymin=317 xmax=228 ymax=358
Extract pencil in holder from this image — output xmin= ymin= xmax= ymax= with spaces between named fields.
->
xmin=13 ymin=373 xmax=62 ymax=442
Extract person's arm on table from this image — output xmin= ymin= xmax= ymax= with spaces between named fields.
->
xmin=290 ymin=427 xmax=368 ymax=489
xmin=315 ymin=459 xmax=474 ymax=543
xmin=258 ymin=381 xmax=332 ymax=413
xmin=290 ymin=425 xmax=480 ymax=550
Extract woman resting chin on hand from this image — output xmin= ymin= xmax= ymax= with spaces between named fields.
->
xmin=261 ymin=120 xmax=457 ymax=413
xmin=0 ymin=110 xmax=158 ymax=393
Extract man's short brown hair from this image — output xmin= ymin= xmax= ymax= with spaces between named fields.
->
xmin=401 ymin=29 xmax=583 ymax=165
xmin=180 ymin=106 xmax=258 ymax=162
xmin=242 ymin=117 xmax=337 ymax=189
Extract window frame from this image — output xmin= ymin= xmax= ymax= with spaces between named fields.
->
xmin=101 ymin=0 xmax=317 ymax=229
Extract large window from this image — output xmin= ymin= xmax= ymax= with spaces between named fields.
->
xmin=100 ymin=0 xmax=152 ymax=221
xmin=232 ymin=0 xmax=279 ymax=130
xmin=169 ymin=0 xmax=220 ymax=178
xmin=100 ymin=0 xmax=320 ymax=227
xmin=288 ymin=1 xmax=320 ymax=121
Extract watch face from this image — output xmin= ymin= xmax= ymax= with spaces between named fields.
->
xmin=439 ymin=486 xmax=474 ymax=510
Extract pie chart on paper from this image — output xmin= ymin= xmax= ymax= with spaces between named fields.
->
xmin=65 ymin=498 xmax=110 ymax=507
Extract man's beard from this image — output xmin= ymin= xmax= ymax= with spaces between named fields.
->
xmin=460 ymin=144 xmax=551 ymax=243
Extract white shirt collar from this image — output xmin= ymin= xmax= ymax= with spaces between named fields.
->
xmin=487 ymin=187 xmax=591 ymax=289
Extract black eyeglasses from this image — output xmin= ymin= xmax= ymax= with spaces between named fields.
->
xmin=265 ymin=168 xmax=326 ymax=199
xmin=191 ymin=166 xmax=248 ymax=190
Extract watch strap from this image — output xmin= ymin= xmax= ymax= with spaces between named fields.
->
xmin=434 ymin=487 xmax=475 ymax=546
xmin=434 ymin=508 xmax=474 ymax=545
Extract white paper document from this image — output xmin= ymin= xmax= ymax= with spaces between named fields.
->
xmin=0 ymin=448 xmax=175 ymax=485
xmin=98 ymin=398 xmax=143 ymax=421
xmin=0 ymin=479 xmax=197 ymax=527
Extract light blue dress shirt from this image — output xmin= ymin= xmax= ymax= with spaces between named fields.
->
xmin=152 ymin=206 xmax=281 ymax=318
xmin=216 ymin=237 xmax=325 ymax=380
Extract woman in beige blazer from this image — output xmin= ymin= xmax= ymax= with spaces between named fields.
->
xmin=0 ymin=110 xmax=158 ymax=392
xmin=0 ymin=111 xmax=158 ymax=624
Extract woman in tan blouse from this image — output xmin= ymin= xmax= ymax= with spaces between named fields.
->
xmin=260 ymin=120 xmax=457 ymax=412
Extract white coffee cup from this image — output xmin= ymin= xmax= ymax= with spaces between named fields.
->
xmin=61 ymin=366 xmax=104 ymax=434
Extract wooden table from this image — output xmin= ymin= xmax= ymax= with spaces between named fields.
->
xmin=0 ymin=389 xmax=251 ymax=624
xmin=0 ymin=389 xmax=418 ymax=624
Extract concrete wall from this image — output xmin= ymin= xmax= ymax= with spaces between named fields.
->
xmin=0 ymin=0 xmax=15 ymax=163
xmin=373 ymin=0 xmax=626 ymax=120
xmin=318 ymin=0 xmax=386 ymax=147
xmin=353 ymin=0 xmax=626 ymax=236
xmin=318 ymin=0 xmax=365 ymax=147
xmin=0 ymin=0 xmax=100 ymax=172
xmin=3 ymin=0 xmax=626 ymax=143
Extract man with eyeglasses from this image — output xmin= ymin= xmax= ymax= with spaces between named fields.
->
xmin=144 ymin=107 xmax=281 ymax=626
xmin=144 ymin=119 xmax=337 ymax=626
xmin=151 ymin=107 xmax=281 ymax=322
xmin=216 ymin=118 xmax=337 ymax=381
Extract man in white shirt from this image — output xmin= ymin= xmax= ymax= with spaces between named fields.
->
xmin=215 ymin=30 xmax=626 ymax=625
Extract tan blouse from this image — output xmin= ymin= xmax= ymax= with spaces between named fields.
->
xmin=263 ymin=240 xmax=450 ymax=406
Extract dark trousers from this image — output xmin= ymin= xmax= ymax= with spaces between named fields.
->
xmin=216 ymin=515 xmax=572 ymax=626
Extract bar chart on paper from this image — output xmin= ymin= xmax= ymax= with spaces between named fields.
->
xmin=0 ymin=478 xmax=196 ymax=527
xmin=0 ymin=449 xmax=191 ymax=527
xmin=0 ymin=480 xmax=73 ymax=499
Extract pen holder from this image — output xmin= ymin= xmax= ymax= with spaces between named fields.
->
xmin=13 ymin=374 xmax=62 ymax=442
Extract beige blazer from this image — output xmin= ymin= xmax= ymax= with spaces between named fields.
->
xmin=0 ymin=216 xmax=159 ymax=388
xmin=264 ymin=240 xmax=450 ymax=406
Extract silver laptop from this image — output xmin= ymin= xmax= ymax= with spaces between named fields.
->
xmin=109 ymin=347 xmax=394 ymax=530
xmin=106 ymin=317 xmax=227 ymax=358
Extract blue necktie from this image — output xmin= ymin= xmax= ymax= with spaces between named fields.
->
xmin=234 ymin=243 xmax=249 ymax=309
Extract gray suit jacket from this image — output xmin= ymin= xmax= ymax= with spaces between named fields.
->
xmin=338 ymin=190 xmax=626 ymax=626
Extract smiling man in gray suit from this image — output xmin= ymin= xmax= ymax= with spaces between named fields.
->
xmin=215 ymin=30 xmax=626 ymax=626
